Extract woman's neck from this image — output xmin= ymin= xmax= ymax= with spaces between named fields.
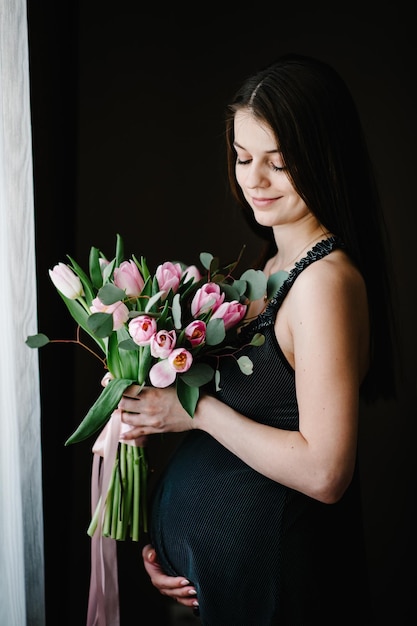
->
xmin=268 ymin=226 xmax=332 ymax=274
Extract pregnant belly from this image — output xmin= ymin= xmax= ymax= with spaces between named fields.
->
xmin=149 ymin=430 xmax=287 ymax=580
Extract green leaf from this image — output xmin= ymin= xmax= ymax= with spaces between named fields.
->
xmin=206 ymin=318 xmax=226 ymax=345
xmin=200 ymin=252 xmax=214 ymax=270
xmin=102 ymin=258 xmax=116 ymax=283
xmin=267 ymin=270 xmax=288 ymax=299
xmin=115 ymin=326 xmax=140 ymax=380
xmin=58 ymin=292 xmax=106 ymax=353
xmin=237 ymin=355 xmax=254 ymax=375
xmin=25 ymin=333 xmax=50 ymax=348
xmin=118 ymin=337 xmax=140 ymax=351
xmin=172 ymin=293 xmax=182 ymax=329
xmin=239 ymin=268 xmax=267 ymax=300
xmin=250 ymin=332 xmax=265 ymax=347
xmin=115 ymin=233 xmax=125 ymax=267
xmin=98 ymin=283 xmax=126 ymax=305
xmin=145 ymin=290 xmax=165 ymax=313
xmin=180 ymin=362 xmax=214 ymax=387
xmin=107 ymin=332 xmax=123 ymax=378
xmin=65 ymin=377 xmax=136 ymax=445
xmin=66 ymin=255 xmax=96 ymax=305
xmin=176 ymin=376 xmax=200 ymax=417
xmin=87 ymin=312 xmax=114 ymax=338
xmin=219 ymin=282 xmax=241 ymax=301
xmin=214 ymin=369 xmax=221 ymax=391
xmin=89 ymin=246 xmax=103 ymax=290
xmin=138 ymin=344 xmax=152 ymax=385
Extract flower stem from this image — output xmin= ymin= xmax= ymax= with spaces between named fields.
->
xmin=131 ymin=446 xmax=141 ymax=541
xmin=116 ymin=443 xmax=127 ymax=540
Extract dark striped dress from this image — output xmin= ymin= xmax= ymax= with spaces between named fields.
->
xmin=149 ymin=237 xmax=372 ymax=625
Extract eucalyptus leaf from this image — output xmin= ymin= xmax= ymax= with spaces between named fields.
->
xmin=250 ymin=332 xmax=265 ymax=347
xmin=206 ymin=318 xmax=226 ymax=345
xmin=200 ymin=252 xmax=213 ymax=270
xmin=237 ymin=355 xmax=254 ymax=375
xmin=87 ymin=312 xmax=114 ymax=338
xmin=118 ymin=338 xmax=141 ymax=351
xmin=26 ymin=333 xmax=50 ymax=348
xmin=180 ymin=362 xmax=214 ymax=387
xmin=98 ymin=283 xmax=126 ymax=305
xmin=219 ymin=282 xmax=241 ymax=301
xmin=65 ymin=377 xmax=136 ymax=445
xmin=214 ymin=369 xmax=221 ymax=391
xmin=239 ymin=269 xmax=267 ymax=300
xmin=267 ymin=270 xmax=288 ymax=300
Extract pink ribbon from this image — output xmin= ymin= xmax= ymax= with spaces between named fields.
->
xmin=86 ymin=411 xmax=147 ymax=625
xmin=87 ymin=410 xmax=122 ymax=626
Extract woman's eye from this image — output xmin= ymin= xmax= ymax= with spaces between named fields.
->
xmin=236 ymin=157 xmax=251 ymax=165
xmin=272 ymin=164 xmax=285 ymax=172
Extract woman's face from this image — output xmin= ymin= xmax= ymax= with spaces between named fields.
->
xmin=233 ymin=110 xmax=310 ymax=229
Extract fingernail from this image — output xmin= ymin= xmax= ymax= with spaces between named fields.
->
xmin=180 ymin=579 xmax=190 ymax=586
xmin=192 ymin=600 xmax=199 ymax=607
xmin=188 ymin=589 xmax=197 ymax=595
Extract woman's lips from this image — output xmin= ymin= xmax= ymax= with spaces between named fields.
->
xmin=251 ymin=196 xmax=281 ymax=208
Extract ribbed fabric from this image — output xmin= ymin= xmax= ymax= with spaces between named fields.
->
xmin=150 ymin=237 xmax=372 ymax=625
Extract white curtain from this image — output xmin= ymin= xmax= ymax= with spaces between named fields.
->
xmin=0 ymin=1 xmax=45 ymax=625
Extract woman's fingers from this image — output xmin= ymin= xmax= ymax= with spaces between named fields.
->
xmin=142 ymin=544 xmax=198 ymax=607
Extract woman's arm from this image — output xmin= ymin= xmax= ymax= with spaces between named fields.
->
xmin=120 ymin=256 xmax=369 ymax=504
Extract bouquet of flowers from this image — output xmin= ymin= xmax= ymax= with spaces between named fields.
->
xmin=26 ymin=234 xmax=284 ymax=543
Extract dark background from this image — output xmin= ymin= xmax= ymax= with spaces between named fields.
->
xmin=26 ymin=2 xmax=416 ymax=624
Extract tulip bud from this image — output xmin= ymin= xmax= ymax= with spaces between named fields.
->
xmin=49 ymin=263 xmax=84 ymax=299
xmin=114 ymin=260 xmax=145 ymax=297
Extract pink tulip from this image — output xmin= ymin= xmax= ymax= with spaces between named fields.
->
xmin=149 ymin=348 xmax=193 ymax=387
xmin=128 ymin=315 xmax=157 ymax=346
xmin=155 ymin=261 xmax=183 ymax=296
xmin=90 ymin=297 xmax=129 ymax=330
xmin=49 ymin=263 xmax=84 ymax=299
xmin=184 ymin=320 xmax=206 ymax=347
xmin=182 ymin=264 xmax=202 ymax=284
xmin=211 ymin=300 xmax=247 ymax=330
xmin=191 ymin=282 xmax=225 ymax=317
xmin=113 ymin=260 xmax=145 ymax=297
xmin=150 ymin=329 xmax=177 ymax=358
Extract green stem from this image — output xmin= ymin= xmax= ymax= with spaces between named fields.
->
xmin=102 ymin=456 xmax=118 ymax=537
xmin=110 ymin=466 xmax=121 ymax=539
xmin=132 ymin=446 xmax=141 ymax=541
xmin=124 ymin=445 xmax=134 ymax=537
xmin=116 ymin=443 xmax=127 ymax=540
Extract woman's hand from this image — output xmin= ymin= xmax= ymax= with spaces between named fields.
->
xmin=117 ymin=385 xmax=197 ymax=441
xmin=142 ymin=544 xmax=199 ymax=609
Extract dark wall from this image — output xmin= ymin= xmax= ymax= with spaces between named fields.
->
xmin=27 ymin=2 xmax=416 ymax=624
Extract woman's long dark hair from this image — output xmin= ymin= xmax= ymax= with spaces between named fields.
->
xmin=225 ymin=53 xmax=398 ymax=403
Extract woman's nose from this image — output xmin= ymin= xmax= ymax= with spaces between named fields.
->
xmin=245 ymin=164 xmax=268 ymax=188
